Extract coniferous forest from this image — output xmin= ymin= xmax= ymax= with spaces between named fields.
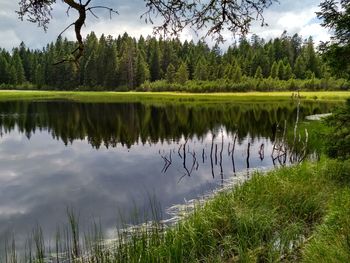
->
xmin=1 ymin=0 xmax=350 ymax=261
xmin=0 ymin=31 xmax=349 ymax=92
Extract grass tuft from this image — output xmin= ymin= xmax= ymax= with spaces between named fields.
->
xmin=3 ymin=158 xmax=350 ymax=262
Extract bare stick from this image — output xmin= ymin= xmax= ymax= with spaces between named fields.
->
xmin=290 ymin=99 xmax=301 ymax=163
xmin=210 ymin=133 xmax=215 ymax=178
xmin=57 ymin=22 xmax=75 ymax=39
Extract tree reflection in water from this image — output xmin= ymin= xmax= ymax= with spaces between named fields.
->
xmin=0 ymin=100 xmax=333 ymax=149
xmin=0 ymin=99 xmax=336 ymax=256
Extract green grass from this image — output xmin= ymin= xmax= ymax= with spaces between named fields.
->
xmin=0 ymin=90 xmax=349 ymax=104
xmin=112 ymin=159 xmax=346 ymax=262
xmin=4 ymin=158 xmax=350 ymax=262
xmin=285 ymin=119 xmax=332 ymax=158
xmin=301 ymin=160 xmax=350 ymax=263
xmin=113 ymin=158 xmax=350 ymax=263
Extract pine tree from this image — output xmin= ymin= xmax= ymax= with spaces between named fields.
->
xmin=214 ymin=64 xmax=224 ymax=79
xmin=232 ymin=64 xmax=242 ymax=82
xmin=273 ymin=38 xmax=283 ymax=61
xmin=165 ymin=63 xmax=176 ymax=83
xmin=270 ymin=61 xmax=278 ymax=79
xmin=277 ymin=60 xmax=285 ymax=80
xmin=103 ymin=36 xmax=118 ymax=88
xmin=12 ymin=52 xmax=26 ymax=84
xmin=95 ymin=34 xmax=107 ymax=85
xmin=267 ymin=45 xmax=275 ymax=66
xmin=224 ymin=64 xmax=233 ymax=80
xmin=84 ymin=51 xmax=98 ymax=87
xmin=0 ymin=31 xmax=331 ymax=89
xmin=284 ymin=63 xmax=293 ymax=80
xmin=176 ymin=62 xmax=189 ymax=85
xmin=291 ymin=33 xmax=302 ymax=63
xmin=254 ymin=66 xmax=263 ymax=79
xmin=193 ymin=57 xmax=208 ymax=80
xmin=119 ymin=38 xmax=136 ymax=89
xmin=18 ymin=42 xmax=33 ymax=82
xmin=34 ymin=63 xmax=45 ymax=88
xmin=161 ymin=41 xmax=176 ymax=75
xmin=304 ymin=37 xmax=320 ymax=77
xmin=294 ymin=55 xmax=306 ymax=79
xmin=150 ymin=41 xmax=161 ymax=81
xmin=43 ymin=42 xmax=55 ymax=86
xmin=0 ymin=55 xmax=9 ymax=84
xmin=8 ymin=64 xmax=17 ymax=84
xmin=135 ymin=53 xmax=150 ymax=87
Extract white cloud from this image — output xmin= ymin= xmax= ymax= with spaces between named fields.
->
xmin=299 ymin=23 xmax=331 ymax=44
xmin=277 ymin=8 xmax=317 ymax=30
xmin=0 ymin=0 xmax=331 ymax=49
xmin=79 ymin=20 xmax=154 ymax=40
xmin=0 ymin=24 xmax=21 ymax=50
xmin=248 ymin=4 xmax=330 ymax=45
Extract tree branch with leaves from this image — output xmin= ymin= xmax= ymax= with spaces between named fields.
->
xmin=142 ymin=0 xmax=276 ymax=41
xmin=317 ymin=0 xmax=350 ymax=78
xmin=17 ymin=0 xmax=276 ymax=65
xmin=17 ymin=0 xmax=118 ymax=66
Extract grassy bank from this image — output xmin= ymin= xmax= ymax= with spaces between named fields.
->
xmin=110 ymin=159 xmax=350 ymax=262
xmin=3 ymin=158 xmax=349 ymax=262
xmin=0 ymin=90 xmax=349 ymax=104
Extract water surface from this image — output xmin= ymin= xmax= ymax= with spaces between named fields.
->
xmin=0 ymin=100 xmax=335 ymax=249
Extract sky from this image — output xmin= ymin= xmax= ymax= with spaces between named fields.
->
xmin=0 ymin=0 xmax=332 ymax=51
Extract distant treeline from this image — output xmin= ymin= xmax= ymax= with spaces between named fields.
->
xmin=0 ymin=31 xmax=349 ymax=91
xmin=0 ymin=100 xmax=333 ymax=148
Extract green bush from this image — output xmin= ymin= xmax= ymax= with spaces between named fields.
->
xmin=324 ymin=99 xmax=350 ymax=159
xmin=138 ymin=77 xmax=350 ymax=93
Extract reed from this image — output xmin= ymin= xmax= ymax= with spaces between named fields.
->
xmin=2 ymin=158 xmax=349 ymax=262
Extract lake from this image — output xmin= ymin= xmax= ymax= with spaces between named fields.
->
xmin=0 ymin=99 xmax=335 ymax=254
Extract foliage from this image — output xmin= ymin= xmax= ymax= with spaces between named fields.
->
xmin=17 ymin=0 xmax=276 ymax=44
xmin=254 ymin=66 xmax=263 ymax=79
xmin=176 ymin=62 xmax=189 ymax=85
xmin=0 ymin=32 xmax=338 ymax=91
xmin=140 ymin=77 xmax=349 ymax=93
xmin=270 ymin=61 xmax=278 ymax=79
xmin=324 ymin=98 xmax=350 ymax=159
xmin=317 ymin=0 xmax=350 ymax=78
xmin=165 ymin=63 xmax=176 ymax=83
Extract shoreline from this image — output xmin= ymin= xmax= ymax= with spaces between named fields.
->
xmin=0 ymin=90 xmax=349 ymax=103
xmin=22 ymin=158 xmax=348 ymax=262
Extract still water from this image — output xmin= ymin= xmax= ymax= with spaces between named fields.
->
xmin=0 ymin=100 xmax=335 ymax=249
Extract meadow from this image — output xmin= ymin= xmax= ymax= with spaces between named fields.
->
xmin=0 ymin=90 xmax=349 ymax=104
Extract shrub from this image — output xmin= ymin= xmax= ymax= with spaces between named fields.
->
xmin=324 ymin=98 xmax=350 ymax=159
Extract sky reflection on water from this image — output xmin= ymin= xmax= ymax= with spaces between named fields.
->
xmin=0 ymin=100 xmax=335 ymax=247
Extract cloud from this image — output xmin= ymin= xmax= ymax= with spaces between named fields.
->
xmin=248 ymin=2 xmax=330 ymax=45
xmin=300 ymin=23 xmax=331 ymax=44
xmin=0 ymin=0 xmax=330 ymax=50
xmin=269 ymin=0 xmax=322 ymax=12
xmin=0 ymin=30 xmax=21 ymax=51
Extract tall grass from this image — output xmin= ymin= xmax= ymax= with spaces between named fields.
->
xmin=2 ymin=158 xmax=349 ymax=262
xmin=0 ymin=90 xmax=350 ymax=104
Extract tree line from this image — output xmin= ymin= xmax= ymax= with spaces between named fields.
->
xmin=0 ymin=100 xmax=331 ymax=148
xmin=0 ymin=31 xmax=348 ymax=91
